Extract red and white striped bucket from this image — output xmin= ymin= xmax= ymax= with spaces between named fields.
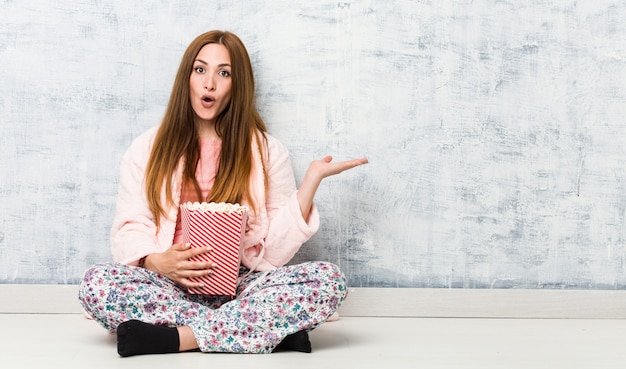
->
xmin=180 ymin=202 xmax=248 ymax=295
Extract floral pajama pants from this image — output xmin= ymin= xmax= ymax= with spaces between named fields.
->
xmin=78 ymin=261 xmax=347 ymax=353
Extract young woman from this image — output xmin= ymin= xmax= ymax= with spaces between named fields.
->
xmin=78 ymin=30 xmax=367 ymax=356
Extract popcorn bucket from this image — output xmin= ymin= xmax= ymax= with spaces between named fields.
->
xmin=180 ymin=202 xmax=248 ymax=295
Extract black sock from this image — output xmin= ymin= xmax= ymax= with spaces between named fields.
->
xmin=273 ymin=330 xmax=312 ymax=353
xmin=116 ymin=320 xmax=180 ymax=357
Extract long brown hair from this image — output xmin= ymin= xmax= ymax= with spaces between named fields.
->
xmin=145 ymin=30 xmax=267 ymax=228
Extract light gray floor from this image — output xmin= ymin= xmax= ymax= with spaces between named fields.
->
xmin=2 ymin=314 xmax=625 ymax=369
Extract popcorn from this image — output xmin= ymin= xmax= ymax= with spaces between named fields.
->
xmin=180 ymin=202 xmax=248 ymax=295
xmin=183 ymin=201 xmax=248 ymax=213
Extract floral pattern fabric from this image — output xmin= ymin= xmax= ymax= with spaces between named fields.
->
xmin=78 ymin=261 xmax=347 ymax=353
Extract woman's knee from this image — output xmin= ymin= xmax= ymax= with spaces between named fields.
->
xmin=78 ymin=263 xmax=131 ymax=312
xmin=307 ymin=261 xmax=348 ymax=299
xmin=77 ymin=264 xmax=112 ymax=324
xmin=79 ymin=262 xmax=118 ymax=291
xmin=80 ymin=263 xmax=107 ymax=290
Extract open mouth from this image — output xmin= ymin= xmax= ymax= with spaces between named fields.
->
xmin=202 ymin=95 xmax=215 ymax=103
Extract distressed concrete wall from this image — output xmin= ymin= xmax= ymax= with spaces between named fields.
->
xmin=1 ymin=1 xmax=625 ymax=288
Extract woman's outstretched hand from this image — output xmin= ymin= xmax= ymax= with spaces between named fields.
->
xmin=143 ymin=243 xmax=217 ymax=289
xmin=307 ymin=155 xmax=369 ymax=180
xmin=297 ymin=155 xmax=368 ymax=220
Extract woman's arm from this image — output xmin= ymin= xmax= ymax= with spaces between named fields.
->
xmin=255 ymin=135 xmax=367 ymax=269
xmin=110 ymin=129 xmax=163 ymax=265
xmin=297 ymin=155 xmax=369 ymax=221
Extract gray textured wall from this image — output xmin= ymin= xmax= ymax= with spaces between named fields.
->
xmin=1 ymin=1 xmax=625 ymax=288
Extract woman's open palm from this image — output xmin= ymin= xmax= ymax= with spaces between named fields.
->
xmin=297 ymin=155 xmax=368 ymax=219
xmin=307 ymin=155 xmax=369 ymax=181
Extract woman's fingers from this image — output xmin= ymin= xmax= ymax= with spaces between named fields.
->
xmin=337 ymin=157 xmax=369 ymax=172
xmin=159 ymin=243 xmax=217 ymax=288
xmin=171 ymin=242 xmax=192 ymax=251
xmin=170 ymin=264 xmax=215 ymax=288
xmin=311 ymin=156 xmax=368 ymax=179
xmin=172 ymin=243 xmax=213 ymax=264
xmin=179 ymin=257 xmax=218 ymax=289
xmin=178 ymin=277 xmax=207 ymax=289
xmin=184 ymin=244 xmax=216 ymax=269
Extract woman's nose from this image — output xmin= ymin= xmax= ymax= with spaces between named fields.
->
xmin=204 ymin=75 xmax=215 ymax=91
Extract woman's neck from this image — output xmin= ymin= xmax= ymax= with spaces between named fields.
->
xmin=195 ymin=121 xmax=220 ymax=141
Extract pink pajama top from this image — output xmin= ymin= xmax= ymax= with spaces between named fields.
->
xmin=110 ymin=126 xmax=320 ymax=272
xmin=171 ymin=137 xmax=221 ymax=245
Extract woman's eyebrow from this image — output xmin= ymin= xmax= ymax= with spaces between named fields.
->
xmin=194 ymin=59 xmax=231 ymax=68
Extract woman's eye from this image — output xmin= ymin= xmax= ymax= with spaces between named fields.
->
xmin=194 ymin=66 xmax=205 ymax=73
xmin=219 ymin=70 xmax=231 ymax=77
